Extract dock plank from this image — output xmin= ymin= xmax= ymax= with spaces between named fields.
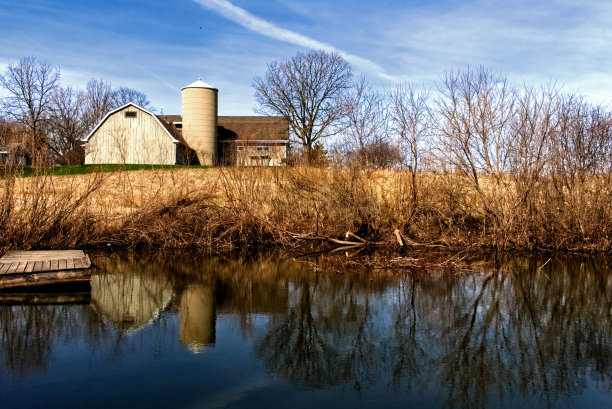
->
xmin=0 ymin=263 xmax=10 ymax=275
xmin=50 ymin=260 xmax=59 ymax=271
xmin=74 ymin=258 xmax=83 ymax=269
xmin=0 ymin=250 xmax=86 ymax=264
xmin=33 ymin=261 xmax=43 ymax=272
xmin=6 ymin=263 xmax=20 ymax=274
xmin=25 ymin=262 xmax=35 ymax=273
xmin=58 ymin=259 xmax=67 ymax=270
xmin=15 ymin=262 xmax=27 ymax=274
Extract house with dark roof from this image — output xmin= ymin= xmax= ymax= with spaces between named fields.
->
xmin=81 ymin=79 xmax=289 ymax=166
xmin=0 ymin=120 xmax=32 ymax=166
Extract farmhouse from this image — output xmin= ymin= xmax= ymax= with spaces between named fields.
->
xmin=0 ymin=120 xmax=32 ymax=165
xmin=81 ymin=79 xmax=289 ymax=166
xmin=0 ymin=143 xmax=31 ymax=166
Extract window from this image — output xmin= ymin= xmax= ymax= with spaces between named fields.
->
xmin=237 ymin=146 xmax=244 ymax=151
xmin=125 ymin=111 xmax=137 ymax=118
xmin=251 ymin=156 xmax=270 ymax=161
xmin=256 ymin=146 xmax=269 ymax=151
xmin=174 ymin=123 xmax=182 ymax=129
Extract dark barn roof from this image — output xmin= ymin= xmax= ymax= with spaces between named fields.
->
xmin=217 ymin=116 xmax=289 ymax=141
xmin=157 ymin=115 xmax=182 ymax=124
xmin=155 ymin=115 xmax=189 ymax=145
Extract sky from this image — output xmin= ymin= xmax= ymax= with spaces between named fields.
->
xmin=0 ymin=0 xmax=610 ymax=115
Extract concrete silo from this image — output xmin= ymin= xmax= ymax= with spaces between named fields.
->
xmin=182 ymin=79 xmax=218 ymax=165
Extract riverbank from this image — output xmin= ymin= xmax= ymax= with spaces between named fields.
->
xmin=1 ymin=166 xmax=611 ymax=255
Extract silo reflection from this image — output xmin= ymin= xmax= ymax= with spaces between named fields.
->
xmin=179 ymin=283 xmax=215 ymax=353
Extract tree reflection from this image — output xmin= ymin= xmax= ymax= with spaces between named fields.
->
xmin=255 ymin=274 xmax=380 ymax=390
xmin=254 ymin=256 xmax=611 ymax=408
xmin=0 ymin=303 xmax=98 ymax=376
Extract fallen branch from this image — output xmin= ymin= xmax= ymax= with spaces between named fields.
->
xmin=393 ymin=229 xmax=405 ymax=247
xmin=345 ymin=231 xmax=366 ymax=243
xmin=292 ymin=234 xmax=365 ymax=247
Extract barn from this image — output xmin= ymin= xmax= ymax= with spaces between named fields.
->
xmin=82 ymin=79 xmax=289 ymax=166
xmin=81 ymin=103 xmax=195 ymax=165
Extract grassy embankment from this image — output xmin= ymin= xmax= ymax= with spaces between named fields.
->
xmin=1 ymin=165 xmax=611 ymax=255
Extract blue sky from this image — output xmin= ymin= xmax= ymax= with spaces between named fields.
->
xmin=1 ymin=0 xmax=610 ymax=115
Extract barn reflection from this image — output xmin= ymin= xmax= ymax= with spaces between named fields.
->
xmin=90 ymin=274 xmax=173 ymax=333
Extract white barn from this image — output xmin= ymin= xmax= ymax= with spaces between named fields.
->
xmin=82 ymin=103 xmax=194 ymax=165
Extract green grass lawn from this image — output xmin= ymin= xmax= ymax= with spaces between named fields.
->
xmin=2 ymin=164 xmax=210 ymax=177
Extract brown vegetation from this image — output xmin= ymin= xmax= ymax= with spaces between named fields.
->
xmin=1 ymin=164 xmax=611 ymax=255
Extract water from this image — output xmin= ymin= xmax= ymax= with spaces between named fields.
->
xmin=0 ymin=253 xmax=610 ymax=409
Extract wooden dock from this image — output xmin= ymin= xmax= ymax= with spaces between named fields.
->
xmin=0 ymin=250 xmax=91 ymax=289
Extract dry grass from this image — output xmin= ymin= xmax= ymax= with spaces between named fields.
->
xmin=1 ymin=165 xmax=611 ymax=254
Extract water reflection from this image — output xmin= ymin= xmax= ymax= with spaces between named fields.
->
xmin=91 ymin=273 xmax=173 ymax=333
xmin=180 ymin=283 xmax=215 ymax=352
xmin=0 ymin=290 xmax=101 ymax=376
xmin=0 ymin=253 xmax=610 ymax=409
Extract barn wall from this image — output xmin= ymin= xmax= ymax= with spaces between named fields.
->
xmin=85 ymin=106 xmax=176 ymax=165
xmin=236 ymin=144 xmax=286 ymax=166
xmin=220 ymin=142 xmax=287 ymax=166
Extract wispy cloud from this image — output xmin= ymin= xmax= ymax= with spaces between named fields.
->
xmin=192 ymin=0 xmax=396 ymax=81
xmin=361 ymin=0 xmax=612 ymax=99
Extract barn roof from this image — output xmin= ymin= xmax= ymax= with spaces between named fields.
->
xmin=81 ymin=103 xmax=185 ymax=145
xmin=217 ymin=116 xmax=289 ymax=141
xmin=158 ymin=115 xmax=182 ymax=123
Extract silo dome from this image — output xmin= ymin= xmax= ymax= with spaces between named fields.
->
xmin=182 ymin=78 xmax=218 ymax=165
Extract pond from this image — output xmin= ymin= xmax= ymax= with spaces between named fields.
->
xmin=0 ymin=252 xmax=610 ymax=409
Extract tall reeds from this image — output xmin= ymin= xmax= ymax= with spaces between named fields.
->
xmin=1 ymin=163 xmax=612 ymax=253
xmin=0 ymin=165 xmax=103 ymax=253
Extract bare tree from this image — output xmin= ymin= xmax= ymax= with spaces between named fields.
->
xmin=506 ymin=85 xmax=561 ymax=206
xmin=436 ymin=66 xmax=515 ymax=184
xmin=341 ymin=76 xmax=389 ymax=166
xmin=435 ymin=67 xmax=517 ymax=242
xmin=0 ymin=56 xmax=60 ymax=164
xmin=47 ymin=86 xmax=88 ymax=164
xmin=254 ymin=50 xmax=353 ymax=164
xmin=83 ymin=79 xmax=154 ymax=132
xmin=83 ymin=78 xmax=115 ymax=131
xmin=113 ymin=87 xmax=153 ymax=111
xmin=389 ymin=82 xmax=431 ymax=209
xmin=509 ymin=85 xmax=558 ymax=178
xmin=389 ymin=83 xmax=431 ymax=171
xmin=551 ymin=96 xmax=612 ymax=182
